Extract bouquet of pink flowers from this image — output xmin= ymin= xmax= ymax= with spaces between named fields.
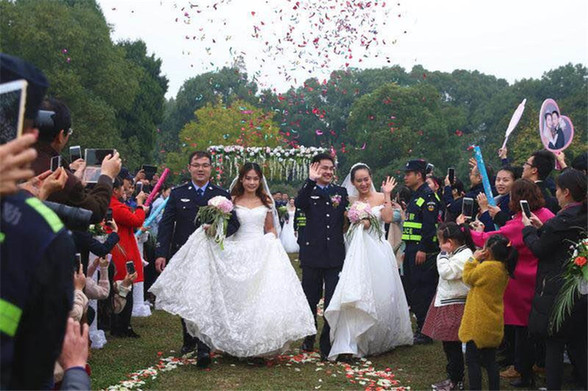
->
xmin=196 ymin=196 xmax=234 ymax=249
xmin=347 ymin=201 xmax=383 ymax=239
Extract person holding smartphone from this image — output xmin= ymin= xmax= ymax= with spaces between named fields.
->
xmin=457 ymin=179 xmax=555 ymax=387
xmin=108 ymin=177 xmax=148 ymax=338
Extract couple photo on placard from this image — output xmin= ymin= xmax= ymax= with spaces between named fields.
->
xmin=149 ymin=151 xmax=412 ymax=366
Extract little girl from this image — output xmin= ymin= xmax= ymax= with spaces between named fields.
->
xmin=423 ymin=222 xmax=475 ymax=391
xmin=459 ymin=234 xmax=517 ymax=390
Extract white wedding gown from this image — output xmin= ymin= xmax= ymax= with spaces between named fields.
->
xmin=325 ymin=205 xmax=413 ymax=360
xmin=149 ymin=205 xmax=316 ymax=357
xmin=279 ymin=209 xmax=300 ymax=253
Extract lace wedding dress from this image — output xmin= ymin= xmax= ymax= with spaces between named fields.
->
xmin=279 ymin=209 xmax=300 ymax=253
xmin=325 ymin=205 xmax=413 ymax=360
xmin=149 ymin=205 xmax=316 ymax=357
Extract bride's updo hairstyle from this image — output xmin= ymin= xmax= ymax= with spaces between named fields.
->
xmin=351 ymin=163 xmax=372 ymax=181
xmin=231 ymin=162 xmax=273 ymax=207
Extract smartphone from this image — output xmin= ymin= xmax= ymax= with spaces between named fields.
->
xmin=448 ymin=167 xmax=455 ymax=185
xmin=74 ymin=253 xmax=81 ymax=271
xmin=84 ymin=148 xmax=116 ymax=166
xmin=50 ymin=155 xmax=62 ymax=172
xmin=462 ymin=197 xmax=474 ymax=219
xmin=134 ymin=182 xmax=144 ymax=196
xmin=520 ymin=200 xmax=532 ymax=218
xmin=126 ymin=260 xmax=136 ymax=274
xmin=69 ymin=145 xmax=82 ymax=162
xmin=141 ymin=164 xmax=157 ymax=181
xmin=0 ymin=79 xmax=27 ymax=144
xmin=105 ymin=208 xmax=113 ymax=223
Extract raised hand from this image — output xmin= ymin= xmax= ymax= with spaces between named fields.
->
xmin=476 ymin=193 xmax=489 ymax=213
xmin=309 ymin=162 xmax=321 ymax=181
xmin=381 ymin=176 xmax=397 ymax=194
xmin=498 ymin=147 xmax=508 ymax=160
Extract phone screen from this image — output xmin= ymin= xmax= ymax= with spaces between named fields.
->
xmin=134 ymin=182 xmax=144 ymax=196
xmin=462 ymin=197 xmax=474 ymax=218
xmin=105 ymin=208 xmax=113 ymax=222
xmin=50 ymin=155 xmax=61 ymax=172
xmin=448 ymin=167 xmax=455 ymax=184
xmin=74 ymin=253 xmax=81 ymax=271
xmin=69 ymin=145 xmax=81 ymax=162
xmin=126 ymin=261 xmax=136 ymax=274
xmin=85 ymin=148 xmax=116 ymax=166
xmin=520 ymin=200 xmax=531 ymax=218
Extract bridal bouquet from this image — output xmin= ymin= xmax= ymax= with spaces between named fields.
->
xmin=550 ymin=233 xmax=588 ymax=334
xmin=196 ymin=196 xmax=234 ymax=250
xmin=347 ymin=201 xmax=383 ymax=239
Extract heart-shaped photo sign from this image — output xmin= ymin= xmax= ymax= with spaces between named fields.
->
xmin=539 ymin=99 xmax=574 ymax=152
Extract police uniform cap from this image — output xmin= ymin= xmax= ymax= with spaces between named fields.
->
xmin=0 ymin=53 xmax=49 ymax=119
xmin=404 ymin=159 xmax=427 ymax=173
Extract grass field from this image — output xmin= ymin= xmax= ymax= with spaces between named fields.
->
xmin=90 ymin=255 xmax=572 ymax=390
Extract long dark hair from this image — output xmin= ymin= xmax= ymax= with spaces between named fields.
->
xmin=230 ymin=162 xmax=272 ymax=207
xmin=556 ymin=168 xmax=587 ymax=212
xmin=485 ymin=234 xmax=518 ymax=278
xmin=437 ymin=222 xmax=475 ymax=252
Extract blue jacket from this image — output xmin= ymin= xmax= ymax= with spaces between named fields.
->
xmin=295 ymin=179 xmax=349 ymax=268
xmin=155 ymin=182 xmax=240 ymax=259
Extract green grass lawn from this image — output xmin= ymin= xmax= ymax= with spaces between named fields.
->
xmin=90 ymin=255 xmax=573 ymax=390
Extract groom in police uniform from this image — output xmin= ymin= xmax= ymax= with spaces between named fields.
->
xmin=295 ymin=153 xmax=349 ymax=360
xmin=154 ymin=151 xmax=239 ymax=367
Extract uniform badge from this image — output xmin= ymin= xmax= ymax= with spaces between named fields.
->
xmin=427 ymin=201 xmax=436 ymax=212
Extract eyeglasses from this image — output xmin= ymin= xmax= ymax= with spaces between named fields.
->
xmin=523 ymin=162 xmax=534 ymax=168
xmin=190 ymin=163 xmax=211 ymax=169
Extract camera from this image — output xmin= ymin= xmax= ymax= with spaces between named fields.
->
xmin=43 ymin=201 xmax=92 ymax=231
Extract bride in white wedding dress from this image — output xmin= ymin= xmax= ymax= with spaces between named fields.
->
xmin=325 ymin=163 xmax=413 ymax=361
xmin=149 ymin=163 xmax=316 ymax=357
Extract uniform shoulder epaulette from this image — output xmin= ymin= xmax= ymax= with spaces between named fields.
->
xmin=172 ymin=182 xmax=190 ymax=191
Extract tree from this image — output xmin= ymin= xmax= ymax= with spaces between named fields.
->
xmin=165 ymin=99 xmax=282 ymax=178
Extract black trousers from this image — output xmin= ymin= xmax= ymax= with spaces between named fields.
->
xmin=181 ymin=319 xmax=210 ymax=354
xmin=443 ymin=341 xmax=465 ymax=383
xmin=513 ymin=326 xmax=535 ymax=379
xmin=403 ymin=245 xmax=438 ymax=331
xmin=544 ymin=299 xmax=587 ymax=390
xmin=111 ymin=285 xmax=133 ymax=334
xmin=465 ymin=341 xmax=499 ymax=390
xmin=301 ymin=266 xmax=341 ymax=355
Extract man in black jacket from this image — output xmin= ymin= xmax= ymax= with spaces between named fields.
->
xmin=295 ymin=153 xmax=348 ymax=360
xmin=522 ymin=150 xmax=560 ymax=214
xmin=154 ymin=151 xmax=239 ymax=367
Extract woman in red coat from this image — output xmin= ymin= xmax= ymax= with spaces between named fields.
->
xmin=108 ymin=177 xmax=147 ymax=337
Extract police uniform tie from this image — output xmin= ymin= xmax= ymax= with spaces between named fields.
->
xmin=196 ymin=188 xmax=204 ymax=198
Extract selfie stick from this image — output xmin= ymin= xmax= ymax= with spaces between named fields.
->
xmin=135 ymin=197 xmax=169 ymax=238
xmin=473 ymin=146 xmax=496 ymax=207
xmin=144 ymin=168 xmax=169 ymax=207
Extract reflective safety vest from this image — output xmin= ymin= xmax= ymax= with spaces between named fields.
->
xmin=1 ymin=192 xmax=64 ymax=367
xmin=402 ymin=196 xmax=426 ymax=242
xmin=295 ymin=212 xmax=307 ymax=228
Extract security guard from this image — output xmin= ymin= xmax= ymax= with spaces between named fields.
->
xmin=402 ymin=159 xmax=441 ymax=345
xmin=1 ymin=191 xmax=76 ymax=389
xmin=154 ymin=151 xmax=239 ymax=367
xmin=293 ymin=207 xmax=306 ymax=248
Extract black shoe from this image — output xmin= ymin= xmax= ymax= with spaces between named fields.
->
xmin=126 ymin=328 xmax=141 ymax=338
xmin=320 ymin=352 xmax=329 ymax=362
xmin=413 ymin=332 xmax=433 ymax=345
xmin=510 ymin=376 xmax=535 ymax=388
xmin=196 ymin=351 xmax=211 ymax=368
xmin=337 ymin=354 xmax=354 ymax=364
xmin=180 ymin=344 xmax=196 ymax=355
xmin=301 ymin=336 xmax=315 ymax=352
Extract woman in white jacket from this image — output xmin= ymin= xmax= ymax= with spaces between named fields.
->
xmin=422 ymin=222 xmax=476 ymax=391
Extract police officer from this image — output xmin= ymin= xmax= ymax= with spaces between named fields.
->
xmin=1 ymin=54 xmax=76 ymax=389
xmin=154 ymin=150 xmax=239 ymax=367
xmin=295 ymin=153 xmax=349 ymax=360
xmin=293 ymin=207 xmax=306 ymax=248
xmin=402 ymin=159 xmax=441 ymax=345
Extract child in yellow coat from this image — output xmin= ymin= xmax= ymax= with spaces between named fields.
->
xmin=459 ymin=234 xmax=517 ymax=390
